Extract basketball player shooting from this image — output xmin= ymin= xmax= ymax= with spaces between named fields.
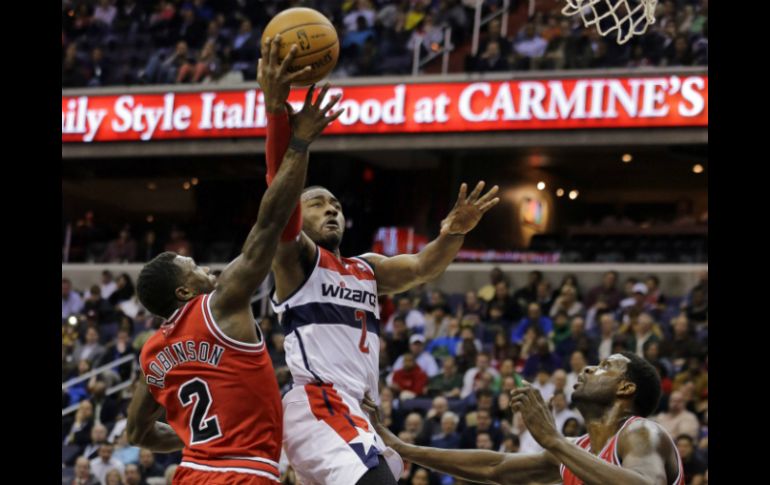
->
xmin=259 ymin=34 xmax=501 ymax=485
xmin=125 ymin=42 xmax=342 ymax=485
xmin=362 ymin=352 xmax=685 ymax=485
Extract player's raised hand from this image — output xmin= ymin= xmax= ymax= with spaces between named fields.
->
xmin=258 ymin=34 xmax=312 ymax=112
xmin=439 ymin=181 xmax=500 ymax=237
xmin=288 ymin=83 xmax=343 ymax=145
xmin=510 ymin=385 xmax=561 ymax=449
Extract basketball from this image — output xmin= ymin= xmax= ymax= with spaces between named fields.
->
xmin=261 ymin=8 xmax=339 ymax=86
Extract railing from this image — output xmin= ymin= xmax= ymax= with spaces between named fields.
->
xmin=62 ymin=353 xmax=137 ymax=417
xmin=471 ymin=0 xmax=512 ymax=56
xmin=412 ymin=25 xmax=454 ymax=75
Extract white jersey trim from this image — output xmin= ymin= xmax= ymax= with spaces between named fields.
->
xmin=201 ymin=292 xmax=265 ymax=353
xmin=221 ymin=455 xmax=280 ymax=468
xmin=179 ymin=461 xmax=280 ymax=482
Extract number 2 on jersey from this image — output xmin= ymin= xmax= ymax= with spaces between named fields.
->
xmin=355 ymin=310 xmax=369 ymax=353
xmin=178 ymin=378 xmax=223 ymax=445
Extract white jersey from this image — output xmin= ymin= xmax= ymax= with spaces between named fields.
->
xmin=272 ymin=246 xmax=381 ymax=403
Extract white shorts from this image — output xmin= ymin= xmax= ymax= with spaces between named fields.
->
xmin=282 ymin=383 xmax=403 ymax=485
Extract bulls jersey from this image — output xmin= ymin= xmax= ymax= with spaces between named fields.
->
xmin=560 ymin=416 xmax=684 ymax=485
xmin=271 ymin=246 xmax=381 ymax=403
xmin=139 ymin=292 xmax=283 ymax=482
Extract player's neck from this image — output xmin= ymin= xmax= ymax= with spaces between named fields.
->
xmin=580 ymin=403 xmax=634 ymax=454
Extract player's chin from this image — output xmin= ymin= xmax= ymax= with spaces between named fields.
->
xmin=317 ymin=232 xmax=342 ymax=251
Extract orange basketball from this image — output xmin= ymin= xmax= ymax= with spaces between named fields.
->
xmin=261 ymin=8 xmax=339 ymax=86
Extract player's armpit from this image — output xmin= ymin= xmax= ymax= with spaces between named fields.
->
xmin=127 ymin=378 xmax=184 ymax=453
xmin=272 ymin=231 xmax=317 ymax=303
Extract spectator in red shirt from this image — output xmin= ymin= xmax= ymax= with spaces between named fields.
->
xmin=392 ymin=352 xmax=429 ymax=399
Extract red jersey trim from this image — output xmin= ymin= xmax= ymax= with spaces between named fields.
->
xmin=201 ymin=292 xmax=265 ymax=353
xmin=318 ymin=249 xmax=376 ymax=281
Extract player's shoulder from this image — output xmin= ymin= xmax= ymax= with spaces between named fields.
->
xmin=618 ymin=416 xmax=675 ymax=455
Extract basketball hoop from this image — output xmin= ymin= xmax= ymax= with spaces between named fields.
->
xmin=562 ymin=0 xmax=658 ymax=45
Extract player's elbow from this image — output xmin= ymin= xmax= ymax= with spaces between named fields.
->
xmin=126 ymin=418 xmax=146 ymax=446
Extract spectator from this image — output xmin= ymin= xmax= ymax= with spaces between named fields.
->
xmin=105 ymin=469 xmax=124 ymax=485
xmin=114 ymin=0 xmax=144 ymax=35
xmin=512 ymin=23 xmax=548 ymax=69
xmin=500 ymin=434 xmax=520 ymax=453
xmin=471 ymin=40 xmax=510 ymax=72
xmin=230 ymin=19 xmax=259 ymax=79
xmin=90 ymin=443 xmax=125 ymax=485
xmin=102 ymin=229 xmax=137 ymax=263
xmin=513 ymin=271 xmax=542 ymax=314
xmin=386 ymin=296 xmax=427 ymax=334
xmin=461 ymin=353 xmax=501 ymax=398
xmin=344 ymin=0 xmax=377 ymax=32
xmin=392 ymin=334 xmax=440 ymax=377
xmin=136 ymin=230 xmax=161 ymax=262
xmin=531 ymin=369 xmax=555 ymax=403
xmin=534 ymin=280 xmax=555 ymax=315
xmin=142 ymin=41 xmax=191 ymax=84
xmin=177 ymin=39 xmax=218 ymax=83
xmin=596 ymin=312 xmax=619 ymax=361
xmin=562 ymin=417 xmax=584 ymax=438
xmin=487 ymin=280 xmax=520 ymax=323
xmin=676 ymin=434 xmax=707 ymax=485
xmin=74 ymin=327 xmax=107 ymax=365
xmin=426 ymin=355 xmax=463 ymax=398
xmin=477 ymin=267 xmax=507 ymax=302
xmin=92 ymin=0 xmax=118 ymax=28
xmin=556 ymin=316 xmax=597 ymax=362
xmin=124 ymin=464 xmax=147 ymax=485
xmin=391 ymin=352 xmax=429 ymax=399
xmin=108 ymin=273 xmax=135 ymax=306
xmin=512 ymin=302 xmax=554 ymax=345
xmin=565 ymin=350 xmax=588 ymax=398
xmin=430 ymin=411 xmax=461 ymax=449
xmin=89 ymin=377 xmax=120 ymax=425
xmin=626 ymin=312 xmax=661 ymax=358
xmin=549 ymin=285 xmax=584 ymax=319
xmin=619 ymin=282 xmax=653 ymax=323
xmin=551 ymin=390 xmax=581 ymax=434
xmin=138 ymin=448 xmax=164 ymax=481
xmin=82 ymin=423 xmax=109 ymax=460
xmin=661 ymin=314 xmax=703 ymax=371
xmin=426 ymin=317 xmax=462 ymax=360
xmin=86 ymin=47 xmax=114 ymax=87
xmin=164 ymin=464 xmax=177 ymax=485
xmin=416 ymin=396 xmax=449 ymax=445
xmin=176 ymin=5 xmax=207 ymax=50
xmin=98 ymin=328 xmax=136 ymax=381
xmin=425 ymin=304 xmax=452 ymax=339
xmin=72 ymin=456 xmax=100 ymax=485
xmin=63 ymin=278 xmax=85 ymax=321
xmin=84 ymin=285 xmax=113 ymax=325
xmin=644 ymin=275 xmax=667 ymax=313
xmin=683 ymin=286 xmax=708 ymax=325
xmin=522 ymin=337 xmax=562 ymax=380
xmin=100 ymin=271 xmax=118 ymax=299
xmin=664 ymin=34 xmax=693 ymax=66
xmin=584 ymin=271 xmax=622 ymax=310
xmin=113 ymin=429 xmax=140 ymax=466
xmin=460 ymin=409 xmax=502 ymax=450
xmin=458 ymin=290 xmax=486 ymax=320
xmin=654 ymin=390 xmax=699 ymax=440
xmin=385 ymin=316 xmax=411 ymax=364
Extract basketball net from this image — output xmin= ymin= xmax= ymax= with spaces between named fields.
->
xmin=562 ymin=0 xmax=658 ymax=45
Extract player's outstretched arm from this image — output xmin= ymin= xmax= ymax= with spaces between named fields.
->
xmin=211 ymin=85 xmax=342 ymax=324
xmin=512 ymin=386 xmax=670 ymax=485
xmin=126 ymin=378 xmax=184 ymax=453
xmin=361 ymin=181 xmax=500 ymax=295
xmin=361 ymin=395 xmax=561 ymax=485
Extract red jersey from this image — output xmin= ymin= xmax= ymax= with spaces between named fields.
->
xmin=139 ymin=293 xmax=282 ymax=482
xmin=560 ymin=416 xmax=684 ymax=485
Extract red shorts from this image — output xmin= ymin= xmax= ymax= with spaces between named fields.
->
xmin=172 ymin=465 xmax=279 ymax=485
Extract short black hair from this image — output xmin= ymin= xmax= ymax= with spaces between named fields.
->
xmin=137 ymin=252 xmax=183 ymax=318
xmin=675 ymin=434 xmax=694 ymax=445
xmin=619 ymin=351 xmax=662 ymax=417
xmin=302 ymin=185 xmax=330 ymax=195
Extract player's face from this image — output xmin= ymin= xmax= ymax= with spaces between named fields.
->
xmin=174 ymin=256 xmax=216 ymax=296
xmin=301 ymin=188 xmax=345 ymax=251
xmin=571 ymin=354 xmax=630 ymax=405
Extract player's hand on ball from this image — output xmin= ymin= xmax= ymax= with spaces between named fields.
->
xmin=288 ymin=83 xmax=343 ymax=144
xmin=440 ymin=181 xmax=500 ymax=237
xmin=258 ymin=34 xmax=311 ymax=112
